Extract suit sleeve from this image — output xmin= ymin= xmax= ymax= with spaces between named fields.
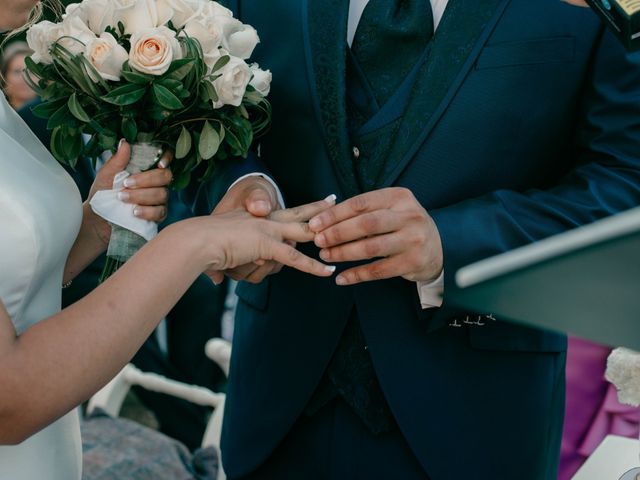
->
xmin=428 ymin=30 xmax=640 ymax=324
xmin=180 ymin=152 xmax=273 ymax=216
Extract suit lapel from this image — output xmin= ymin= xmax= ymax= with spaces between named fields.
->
xmin=379 ymin=0 xmax=512 ymax=188
xmin=302 ymin=0 xmax=359 ymax=198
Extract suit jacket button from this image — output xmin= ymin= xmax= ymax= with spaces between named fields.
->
xmin=352 ymin=146 xmax=360 ymax=159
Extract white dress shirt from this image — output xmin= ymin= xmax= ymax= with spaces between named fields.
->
xmin=236 ymin=0 xmax=449 ymax=308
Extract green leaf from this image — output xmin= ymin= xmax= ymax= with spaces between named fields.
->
xmin=175 ymin=126 xmax=192 ymax=159
xmin=153 ymin=83 xmax=184 ymax=110
xmin=102 ymin=84 xmax=147 ymax=106
xmin=211 ymin=55 xmax=230 ymax=73
xmin=200 ymin=159 xmax=217 ymax=182
xmin=146 ymin=105 xmax=171 ymax=121
xmin=64 ymin=130 xmax=83 ymax=167
xmin=68 ymin=93 xmax=91 ymax=123
xmin=47 ymin=104 xmax=75 ymax=130
xmin=202 ymin=81 xmax=218 ymax=103
xmin=198 ymin=121 xmax=220 ymax=160
xmin=51 ymin=126 xmax=82 ymax=166
xmin=31 ymin=98 xmax=67 ymax=119
xmin=23 ymin=71 xmax=45 ymax=97
xmin=225 ymin=128 xmax=244 ymax=157
xmin=24 ymin=55 xmax=45 ymax=77
xmin=171 ymin=170 xmax=191 ymax=190
xmin=166 ymin=58 xmax=195 ymax=81
xmin=50 ymin=42 xmax=102 ymax=97
xmin=121 ymin=69 xmax=152 ymax=85
xmin=159 ymin=78 xmax=183 ymax=90
xmin=77 ymin=54 xmax=108 ymax=92
xmin=98 ymin=131 xmax=118 ymax=151
xmin=50 ymin=127 xmax=68 ymax=165
xmin=88 ymin=119 xmax=106 ymax=134
xmin=122 ymin=117 xmax=138 ymax=143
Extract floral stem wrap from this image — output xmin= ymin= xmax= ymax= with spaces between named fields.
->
xmin=100 ymin=142 xmax=162 ymax=282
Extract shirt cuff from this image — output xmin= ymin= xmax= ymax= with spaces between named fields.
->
xmin=228 ymin=172 xmax=286 ymax=209
xmin=416 ymin=270 xmax=444 ymax=309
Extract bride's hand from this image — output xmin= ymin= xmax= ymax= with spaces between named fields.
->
xmin=86 ymin=140 xmax=174 ymax=243
xmin=193 ymin=198 xmax=337 ymax=280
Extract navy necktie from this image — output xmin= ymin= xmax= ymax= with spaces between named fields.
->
xmin=351 ymin=0 xmax=434 ymax=105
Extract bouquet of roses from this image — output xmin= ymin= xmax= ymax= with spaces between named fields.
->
xmin=24 ymin=0 xmax=271 ymax=279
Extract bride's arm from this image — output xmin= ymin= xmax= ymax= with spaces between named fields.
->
xmin=0 ymin=202 xmax=334 ymax=444
xmin=63 ymin=141 xmax=173 ymax=283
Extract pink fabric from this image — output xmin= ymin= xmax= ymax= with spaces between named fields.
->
xmin=559 ymin=337 xmax=640 ymax=480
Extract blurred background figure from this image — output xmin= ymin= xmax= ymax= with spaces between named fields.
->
xmin=0 ymin=41 xmax=36 ymax=110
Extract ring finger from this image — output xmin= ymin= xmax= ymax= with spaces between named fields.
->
xmin=126 ymin=168 xmax=173 ymax=189
xmin=245 ymin=261 xmax=283 ymax=283
xmin=120 ymin=187 xmax=169 ymax=206
xmin=133 ymin=205 xmax=168 ymax=223
xmin=226 ymin=262 xmax=261 ymax=282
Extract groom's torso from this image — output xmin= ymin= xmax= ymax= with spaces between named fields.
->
xmin=222 ymin=1 xmax=601 ymax=478
xmin=237 ymin=0 xmax=599 ymax=207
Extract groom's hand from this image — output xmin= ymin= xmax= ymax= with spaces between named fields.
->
xmin=309 ymin=188 xmax=443 ymax=286
xmin=210 ymin=176 xmax=284 ymax=284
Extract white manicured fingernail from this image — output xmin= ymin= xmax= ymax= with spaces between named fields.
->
xmin=324 ymin=194 xmax=337 ymax=204
xmin=118 ymin=138 xmax=126 ymax=150
xmin=124 ymin=178 xmax=136 ymax=188
xmin=117 ymin=191 xmax=130 ymax=202
xmin=133 ymin=207 xmax=141 ymax=217
xmin=336 ymin=275 xmax=347 ymax=285
xmin=158 ymin=158 xmax=169 ymax=169
xmin=325 ymin=265 xmax=336 ymax=274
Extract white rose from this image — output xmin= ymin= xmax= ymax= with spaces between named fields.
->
xmin=59 ymin=15 xmax=97 ymax=56
xmin=63 ymin=3 xmax=83 ymax=19
xmin=154 ymin=0 xmax=175 ymax=26
xmin=167 ymin=0 xmax=232 ymax=28
xmin=26 ymin=21 xmax=64 ymax=65
xmin=202 ymin=47 xmax=226 ymax=74
xmin=77 ymin=0 xmax=117 ymax=35
xmin=113 ymin=0 xmax=160 ymax=34
xmin=165 ymin=0 xmax=201 ymax=28
xmin=129 ymin=26 xmax=182 ymax=75
xmin=220 ymin=18 xmax=259 ymax=60
xmin=182 ymin=17 xmax=224 ymax=54
xmin=198 ymin=1 xmax=233 ymax=20
xmin=249 ymin=64 xmax=271 ymax=97
xmin=212 ymin=56 xmax=251 ymax=108
xmin=85 ymin=32 xmax=128 ymax=82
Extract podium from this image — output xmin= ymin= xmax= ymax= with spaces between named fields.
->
xmin=571 ymin=435 xmax=639 ymax=480
xmin=449 ymin=206 xmax=640 ymax=350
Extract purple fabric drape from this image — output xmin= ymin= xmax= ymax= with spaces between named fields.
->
xmin=559 ymin=337 xmax=640 ymax=480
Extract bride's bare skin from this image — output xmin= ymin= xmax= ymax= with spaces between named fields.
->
xmin=0 ymin=0 xmax=335 ymax=446
xmin=0 ymin=195 xmax=335 ymax=444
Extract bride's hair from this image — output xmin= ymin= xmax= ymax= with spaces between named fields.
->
xmin=0 ymin=0 xmax=62 ymax=84
xmin=1 ymin=0 xmax=63 ymax=47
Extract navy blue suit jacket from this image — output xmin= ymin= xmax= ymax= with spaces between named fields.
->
xmin=190 ymin=1 xmax=640 ymax=478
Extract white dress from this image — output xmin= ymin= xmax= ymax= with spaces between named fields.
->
xmin=0 ymin=93 xmax=83 ymax=479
